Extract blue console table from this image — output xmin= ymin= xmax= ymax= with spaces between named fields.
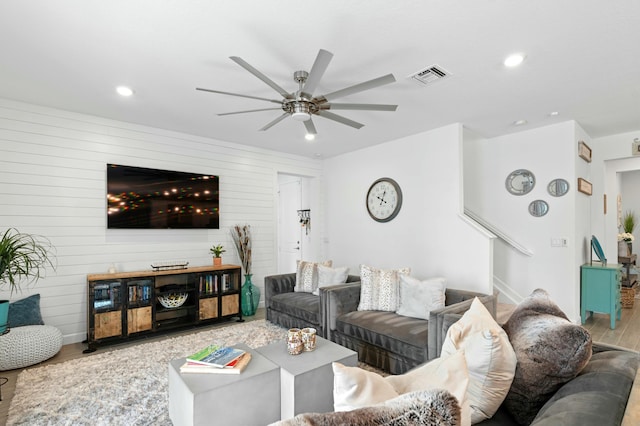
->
xmin=581 ymin=263 xmax=622 ymax=329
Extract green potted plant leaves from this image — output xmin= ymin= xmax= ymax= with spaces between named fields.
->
xmin=0 ymin=228 xmax=56 ymax=333
xmin=622 ymin=211 xmax=637 ymax=255
xmin=623 ymin=211 xmax=636 ymax=234
xmin=210 ymin=244 xmax=225 ymax=266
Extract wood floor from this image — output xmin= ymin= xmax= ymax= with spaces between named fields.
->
xmin=2 ymin=302 xmax=640 ymax=425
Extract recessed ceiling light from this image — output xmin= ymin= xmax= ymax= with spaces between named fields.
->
xmin=504 ymin=54 xmax=525 ymax=67
xmin=513 ymin=119 xmax=528 ymax=126
xmin=305 ymin=133 xmax=315 ymax=141
xmin=116 ymin=86 xmax=134 ymax=97
xmin=549 ymin=111 xmax=559 ymax=117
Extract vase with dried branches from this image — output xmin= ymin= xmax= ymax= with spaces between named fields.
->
xmin=231 ymin=224 xmax=259 ymax=316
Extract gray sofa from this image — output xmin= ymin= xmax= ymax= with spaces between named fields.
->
xmin=474 ymin=342 xmax=638 ymax=425
xmin=264 ymin=273 xmax=360 ymax=338
xmin=322 ymin=281 xmax=497 ymax=374
xmin=436 ymin=309 xmax=639 ymax=426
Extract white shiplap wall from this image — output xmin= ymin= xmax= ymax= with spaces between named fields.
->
xmin=0 ymin=98 xmax=323 ymax=344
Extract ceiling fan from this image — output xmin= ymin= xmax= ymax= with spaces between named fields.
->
xmin=196 ymin=49 xmax=397 ymax=137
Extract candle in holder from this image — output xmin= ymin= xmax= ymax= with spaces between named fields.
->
xmin=287 ymin=328 xmax=303 ymax=355
xmin=301 ymin=327 xmax=317 ymax=351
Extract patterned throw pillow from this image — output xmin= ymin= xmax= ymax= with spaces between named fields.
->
xmin=357 ymin=264 xmax=410 ymax=312
xmin=294 ymin=260 xmax=332 ymax=293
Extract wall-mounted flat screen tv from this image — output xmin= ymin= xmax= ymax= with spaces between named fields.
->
xmin=107 ymin=164 xmax=219 ymax=229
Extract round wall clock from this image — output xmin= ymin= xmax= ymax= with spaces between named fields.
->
xmin=366 ymin=177 xmax=403 ymax=222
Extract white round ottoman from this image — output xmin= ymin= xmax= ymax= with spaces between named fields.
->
xmin=0 ymin=325 xmax=63 ymax=370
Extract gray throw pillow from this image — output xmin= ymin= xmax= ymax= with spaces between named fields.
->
xmin=502 ymin=288 xmax=592 ymax=425
xmin=8 ymin=293 xmax=45 ymax=327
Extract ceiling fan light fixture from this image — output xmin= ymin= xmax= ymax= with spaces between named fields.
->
xmin=291 ymin=102 xmax=311 ymax=121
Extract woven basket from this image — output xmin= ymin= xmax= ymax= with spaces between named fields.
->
xmin=621 ymin=287 xmax=635 ymax=309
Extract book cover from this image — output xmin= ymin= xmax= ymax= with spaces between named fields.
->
xmin=186 ymin=345 xmax=246 ymax=367
xmin=186 ymin=344 xmax=221 ymax=364
xmin=181 ymin=352 xmax=252 ymax=374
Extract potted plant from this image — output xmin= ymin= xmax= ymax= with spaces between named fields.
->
xmin=210 ymin=244 xmax=225 ymax=266
xmin=623 ymin=211 xmax=636 ymax=234
xmin=0 ymin=228 xmax=56 ymax=333
xmin=619 ymin=211 xmax=637 ymax=256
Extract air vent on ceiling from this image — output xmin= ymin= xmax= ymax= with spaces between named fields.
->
xmin=409 ymin=65 xmax=451 ymax=86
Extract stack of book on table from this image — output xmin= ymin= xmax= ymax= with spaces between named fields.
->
xmin=180 ymin=344 xmax=251 ymax=374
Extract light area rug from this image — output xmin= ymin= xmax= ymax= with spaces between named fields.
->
xmin=8 ymin=320 xmax=289 ymax=426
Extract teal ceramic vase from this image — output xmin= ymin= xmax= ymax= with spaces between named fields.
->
xmin=0 ymin=300 xmax=9 ymax=334
xmin=241 ymin=274 xmax=260 ymax=316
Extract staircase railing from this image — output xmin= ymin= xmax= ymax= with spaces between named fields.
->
xmin=464 ymin=207 xmax=533 ymax=257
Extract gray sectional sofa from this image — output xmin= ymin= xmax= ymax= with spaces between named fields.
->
xmin=322 ymin=281 xmax=497 ymax=374
xmin=267 ymin=276 xmax=638 ymax=425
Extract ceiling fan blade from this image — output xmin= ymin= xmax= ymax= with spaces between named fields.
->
xmin=325 ymin=103 xmax=398 ymax=111
xmin=317 ymin=110 xmax=364 ymax=129
xmin=301 ymin=49 xmax=333 ymax=98
xmin=196 ymin=88 xmax=282 ymax=104
xmin=218 ymin=108 xmax=283 ymax=116
xmin=230 ymin=56 xmax=291 ymax=98
xmin=260 ymin=113 xmax=289 ymax=131
xmin=318 ymin=74 xmax=396 ymax=102
xmin=303 ymin=118 xmax=317 ymax=135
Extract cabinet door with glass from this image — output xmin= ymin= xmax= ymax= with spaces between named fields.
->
xmin=90 ymin=279 xmax=124 ymax=340
xmin=126 ymin=278 xmax=154 ymax=335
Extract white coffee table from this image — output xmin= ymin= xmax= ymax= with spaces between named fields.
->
xmin=168 ymin=343 xmax=281 ymax=426
xmin=256 ymin=335 xmax=358 ymax=420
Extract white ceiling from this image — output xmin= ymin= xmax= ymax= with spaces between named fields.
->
xmin=1 ymin=1 xmax=639 ymax=158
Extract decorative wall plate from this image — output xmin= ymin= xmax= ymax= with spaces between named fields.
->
xmin=505 ymin=169 xmax=535 ymax=195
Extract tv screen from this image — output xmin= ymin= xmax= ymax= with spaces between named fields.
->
xmin=107 ymin=164 xmax=219 ymax=229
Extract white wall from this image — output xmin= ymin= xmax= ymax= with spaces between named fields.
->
xmin=0 ymin=98 xmax=323 ymax=344
xmin=464 ymin=121 xmax=585 ymax=321
xmin=620 ymin=170 xmax=640 ymax=249
xmin=592 ymin=131 xmax=640 ymax=260
xmin=323 ymin=123 xmax=494 ymax=294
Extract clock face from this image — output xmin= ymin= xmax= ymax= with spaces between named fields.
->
xmin=366 ymin=178 xmax=402 ymax=222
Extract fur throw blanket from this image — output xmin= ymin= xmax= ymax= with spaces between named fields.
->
xmin=502 ymin=288 xmax=592 ymax=425
xmin=272 ymin=389 xmax=461 ymax=426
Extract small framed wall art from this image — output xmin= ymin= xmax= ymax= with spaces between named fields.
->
xmin=578 ymin=178 xmax=592 ymax=195
xmin=578 ymin=140 xmax=592 ymax=162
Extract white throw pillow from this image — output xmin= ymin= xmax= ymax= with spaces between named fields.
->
xmin=385 ymin=350 xmax=472 ymax=426
xmin=395 ymin=275 xmax=446 ymax=320
xmin=312 ymin=265 xmax=349 ymax=295
xmin=357 ymin=264 xmax=410 ymax=311
xmin=295 ymin=260 xmax=332 ymax=293
xmin=333 ymin=351 xmax=472 ymax=426
xmin=332 ymin=362 xmax=398 ymax=412
xmin=441 ymin=297 xmax=517 ymax=424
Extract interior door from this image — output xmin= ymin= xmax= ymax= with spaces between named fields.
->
xmin=278 ymin=178 xmax=303 ymax=273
